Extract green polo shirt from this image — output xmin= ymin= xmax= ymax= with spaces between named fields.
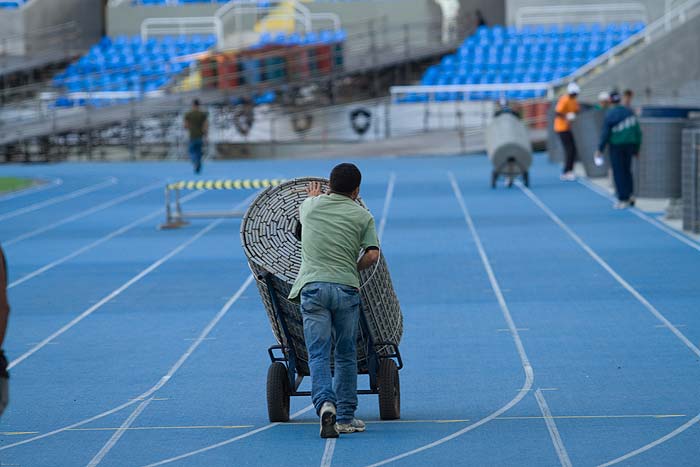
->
xmin=288 ymin=193 xmax=379 ymax=301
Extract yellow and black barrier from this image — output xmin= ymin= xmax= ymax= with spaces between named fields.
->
xmin=160 ymin=178 xmax=285 ymax=230
xmin=166 ymin=178 xmax=285 ymax=191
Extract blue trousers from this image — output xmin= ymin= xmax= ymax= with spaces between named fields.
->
xmin=610 ymin=144 xmax=636 ymax=201
xmin=300 ymin=282 xmax=360 ymax=424
xmin=188 ymin=138 xmax=203 ymax=168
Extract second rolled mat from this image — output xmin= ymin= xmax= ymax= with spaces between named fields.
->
xmin=240 ymin=177 xmax=403 ymax=375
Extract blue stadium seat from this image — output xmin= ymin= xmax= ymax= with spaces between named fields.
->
xmin=405 ymin=21 xmax=645 ymax=102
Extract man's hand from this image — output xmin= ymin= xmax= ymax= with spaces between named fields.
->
xmin=357 ymin=249 xmax=379 ymax=271
xmin=307 ymin=181 xmax=323 ymax=197
xmin=594 ymin=150 xmax=604 ymax=167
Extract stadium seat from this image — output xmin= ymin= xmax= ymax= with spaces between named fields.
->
xmin=407 ymin=21 xmax=646 ymax=102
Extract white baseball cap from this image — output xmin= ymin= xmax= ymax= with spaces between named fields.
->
xmin=598 ymin=91 xmax=610 ymax=101
xmin=567 ymin=82 xmax=581 ymax=95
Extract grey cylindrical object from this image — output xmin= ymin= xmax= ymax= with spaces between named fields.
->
xmin=486 ymin=112 xmax=532 ymax=173
xmin=682 ymin=125 xmax=700 ymax=233
xmin=571 ymin=108 xmax=610 ymax=177
xmin=546 ymin=101 xmax=564 ymax=163
xmin=240 ymin=177 xmax=403 ymax=375
xmin=634 ymin=118 xmax=686 ymax=199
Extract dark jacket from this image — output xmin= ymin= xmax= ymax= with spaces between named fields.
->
xmin=598 ymin=105 xmax=642 ymax=153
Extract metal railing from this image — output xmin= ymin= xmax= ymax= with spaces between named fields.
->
xmin=515 ymin=3 xmax=648 ymax=28
xmin=139 ymin=0 xmax=341 ymax=47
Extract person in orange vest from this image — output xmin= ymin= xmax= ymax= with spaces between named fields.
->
xmin=554 ymin=82 xmax=581 ymax=181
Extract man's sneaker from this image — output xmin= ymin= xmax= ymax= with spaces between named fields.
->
xmin=336 ymin=418 xmax=366 ymax=434
xmin=613 ymin=200 xmax=631 ymax=210
xmin=319 ymin=402 xmax=338 ymax=439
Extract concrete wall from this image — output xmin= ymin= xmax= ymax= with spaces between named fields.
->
xmin=580 ymin=11 xmax=700 ymax=102
xmin=107 ymin=3 xmax=220 ymax=37
xmin=0 ymin=0 xmax=102 ymax=56
xmin=457 ymin=0 xmax=506 ymax=29
xmin=505 ymin=0 xmax=668 ymax=26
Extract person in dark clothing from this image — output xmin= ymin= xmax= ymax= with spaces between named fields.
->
xmin=475 ymin=9 xmax=487 ymax=27
xmin=184 ymin=99 xmax=208 ymax=174
xmin=595 ymin=90 xmax=643 ymax=209
xmin=0 ymin=246 xmax=10 ymax=417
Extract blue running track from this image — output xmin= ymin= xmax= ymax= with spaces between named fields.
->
xmin=0 ymin=154 xmax=699 ymax=466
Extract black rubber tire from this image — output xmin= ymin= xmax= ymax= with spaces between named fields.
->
xmin=378 ymin=359 xmax=400 ymax=420
xmin=266 ymin=362 xmax=291 ymax=422
xmin=491 ymin=171 xmax=497 ymax=189
xmin=523 ymin=171 xmax=530 ymax=188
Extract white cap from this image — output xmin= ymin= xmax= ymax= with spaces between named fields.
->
xmin=598 ymin=91 xmax=610 ymax=101
xmin=567 ymin=82 xmax=580 ymax=95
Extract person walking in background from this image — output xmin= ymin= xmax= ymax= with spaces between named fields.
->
xmin=184 ymin=99 xmax=208 ymax=174
xmin=475 ymin=9 xmax=487 ymax=27
xmin=288 ymin=163 xmax=380 ymax=439
xmin=595 ymin=90 xmax=642 ymax=209
xmin=554 ymin=82 xmax=581 ymax=181
xmin=0 ymin=246 xmax=10 ymax=417
xmin=623 ymin=89 xmax=634 ymax=109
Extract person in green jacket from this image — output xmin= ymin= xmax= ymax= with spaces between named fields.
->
xmin=595 ymin=90 xmax=643 ymax=209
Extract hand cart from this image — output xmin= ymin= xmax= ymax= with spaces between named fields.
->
xmin=260 ymin=272 xmax=403 ymax=423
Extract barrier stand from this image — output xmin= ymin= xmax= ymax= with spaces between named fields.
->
xmin=159 ymin=178 xmax=285 ymax=230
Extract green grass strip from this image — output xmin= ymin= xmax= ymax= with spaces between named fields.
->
xmin=0 ymin=177 xmax=32 ymax=194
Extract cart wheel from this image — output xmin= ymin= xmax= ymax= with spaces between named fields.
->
xmin=507 ymin=177 xmax=514 ymax=188
xmin=523 ymin=171 xmax=530 ymax=188
xmin=378 ymin=359 xmax=400 ymax=420
xmin=491 ymin=171 xmax=497 ymax=189
xmin=266 ymin=362 xmax=290 ymax=422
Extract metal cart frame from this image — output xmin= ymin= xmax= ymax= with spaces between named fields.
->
xmin=261 ymin=273 xmax=403 ymax=422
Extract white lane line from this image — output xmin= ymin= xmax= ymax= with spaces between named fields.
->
xmin=534 ymin=388 xmax=573 ymax=467
xmin=0 ymin=177 xmax=62 ymax=202
xmin=362 ymin=173 xmax=536 ymax=467
xmin=576 ymin=178 xmax=700 ymax=252
xmin=517 ymin=182 xmax=700 ymax=359
xmin=377 ymin=172 xmax=396 ymax=240
xmin=321 ymin=172 xmax=396 ymax=467
xmin=86 ymin=272 xmax=257 ymax=465
xmin=0 ymin=270 xmax=257 ymax=452
xmin=8 ymin=193 xmax=256 ymax=370
xmin=597 ymin=413 xmax=700 ymax=467
xmin=141 ymin=405 xmax=315 ymax=467
xmin=0 ymin=177 xmax=117 ymax=222
xmin=320 ymin=439 xmax=336 ymax=467
xmin=4 ymin=181 xmax=162 ymax=246
xmin=516 ymin=181 xmax=700 ymax=465
xmin=86 ymin=397 xmax=155 ymax=467
xmin=7 ymin=191 xmax=205 ymax=289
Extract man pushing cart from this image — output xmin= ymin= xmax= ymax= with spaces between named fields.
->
xmin=241 ymin=165 xmax=403 ymax=439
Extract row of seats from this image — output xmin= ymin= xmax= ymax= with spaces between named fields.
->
xmin=0 ymin=0 xmax=25 ymax=8
xmin=400 ymin=22 xmax=645 ymax=102
xmin=253 ymin=29 xmax=346 ymax=47
xmin=52 ymin=34 xmax=214 ymax=95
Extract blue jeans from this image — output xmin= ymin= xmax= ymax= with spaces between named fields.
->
xmin=188 ymin=138 xmax=203 ymax=168
xmin=610 ymin=144 xmax=636 ymax=201
xmin=300 ymin=282 xmax=360 ymax=423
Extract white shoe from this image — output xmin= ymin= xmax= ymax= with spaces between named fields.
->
xmin=336 ymin=418 xmax=366 ymax=433
xmin=560 ymin=172 xmax=576 ymax=181
xmin=613 ymin=201 xmax=631 ymax=210
xmin=319 ymin=402 xmax=338 ymax=438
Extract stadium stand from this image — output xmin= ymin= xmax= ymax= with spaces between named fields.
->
xmin=51 ymin=34 xmax=217 ymax=107
xmin=400 ymin=21 xmax=646 ymax=102
xmin=0 ymin=1 xmax=25 ymax=9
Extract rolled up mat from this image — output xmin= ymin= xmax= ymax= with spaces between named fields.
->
xmin=240 ymin=177 xmax=403 ymax=374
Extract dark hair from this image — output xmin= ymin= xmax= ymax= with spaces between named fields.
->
xmin=330 ymin=163 xmax=362 ymax=195
xmin=623 ymin=89 xmax=633 ymax=97
xmin=193 ymin=99 xmax=200 ymax=106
